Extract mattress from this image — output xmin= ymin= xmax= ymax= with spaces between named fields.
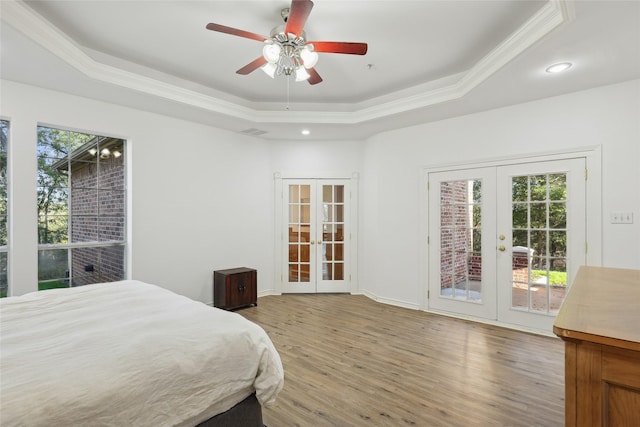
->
xmin=0 ymin=280 xmax=284 ymax=426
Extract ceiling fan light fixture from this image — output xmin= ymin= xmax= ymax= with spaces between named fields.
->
xmin=300 ymin=45 xmax=318 ymax=68
xmin=263 ymin=42 xmax=282 ymax=63
xmin=261 ymin=62 xmax=277 ymax=78
xmin=295 ymin=66 xmax=310 ymax=82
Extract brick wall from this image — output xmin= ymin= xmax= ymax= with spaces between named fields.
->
xmin=69 ymin=141 xmax=125 ymax=286
xmin=440 ymin=180 xmax=532 ymax=289
xmin=440 ymin=181 xmax=472 ymax=288
xmin=511 ymin=247 xmax=532 ymax=283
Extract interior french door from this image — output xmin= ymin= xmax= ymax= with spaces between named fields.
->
xmin=282 ymin=179 xmax=350 ymax=293
xmin=428 ymin=158 xmax=586 ymax=332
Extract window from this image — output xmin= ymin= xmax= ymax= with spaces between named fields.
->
xmin=37 ymin=126 xmax=126 ymax=290
xmin=0 ymin=120 xmax=8 ymax=297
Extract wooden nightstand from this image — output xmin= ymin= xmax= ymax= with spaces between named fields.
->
xmin=213 ymin=267 xmax=257 ymax=310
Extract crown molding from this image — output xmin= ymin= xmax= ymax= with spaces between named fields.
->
xmin=0 ymin=0 xmax=256 ymax=121
xmin=1 ymin=0 xmax=572 ymax=125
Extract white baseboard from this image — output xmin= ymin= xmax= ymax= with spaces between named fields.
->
xmin=358 ymin=291 xmax=555 ymax=338
xmin=258 ymin=290 xmax=281 ymax=298
xmin=359 ymin=290 xmax=420 ymax=310
xmin=424 ymin=308 xmax=557 ymax=338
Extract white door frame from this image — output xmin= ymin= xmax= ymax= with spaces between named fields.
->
xmin=274 ymin=172 xmax=359 ymax=294
xmin=420 ymin=146 xmax=602 ymax=333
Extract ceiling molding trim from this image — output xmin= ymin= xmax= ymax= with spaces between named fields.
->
xmin=349 ymin=0 xmax=573 ymax=123
xmin=1 ymin=0 xmax=257 ymax=121
xmin=2 ymin=0 xmax=572 ymax=126
xmin=457 ymin=0 xmax=573 ymax=95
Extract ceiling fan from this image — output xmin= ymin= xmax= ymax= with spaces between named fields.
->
xmin=206 ymin=0 xmax=368 ymax=85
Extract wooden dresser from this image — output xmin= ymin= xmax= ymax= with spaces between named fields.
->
xmin=213 ymin=267 xmax=257 ymax=310
xmin=553 ymin=266 xmax=640 ymax=427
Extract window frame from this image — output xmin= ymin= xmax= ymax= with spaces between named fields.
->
xmin=36 ymin=125 xmax=127 ymax=289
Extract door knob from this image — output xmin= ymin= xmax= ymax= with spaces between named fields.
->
xmin=498 ymin=245 xmax=506 ymax=252
xmin=310 ymin=240 xmax=315 ymax=244
xmin=499 ymin=234 xmax=505 ymax=240
xmin=318 ymin=241 xmax=323 ymax=245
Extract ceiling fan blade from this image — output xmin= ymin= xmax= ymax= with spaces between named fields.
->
xmin=307 ymin=41 xmax=368 ymax=55
xmin=285 ymin=0 xmax=314 ymax=37
xmin=307 ymin=67 xmax=323 ymax=85
xmin=206 ymin=23 xmax=268 ymax=42
xmin=236 ymin=57 xmax=268 ymax=75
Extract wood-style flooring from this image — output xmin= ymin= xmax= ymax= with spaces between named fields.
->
xmin=240 ymin=294 xmax=565 ymax=427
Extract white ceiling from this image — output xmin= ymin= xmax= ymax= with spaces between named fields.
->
xmin=1 ymin=0 xmax=639 ymax=140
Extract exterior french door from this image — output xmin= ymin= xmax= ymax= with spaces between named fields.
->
xmin=495 ymin=159 xmax=585 ymax=330
xmin=427 ymin=167 xmax=498 ymax=319
xmin=428 ymin=158 xmax=586 ymax=332
xmin=282 ymin=179 xmax=350 ymax=293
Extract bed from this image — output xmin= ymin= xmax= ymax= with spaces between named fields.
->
xmin=0 ymin=280 xmax=284 ymax=426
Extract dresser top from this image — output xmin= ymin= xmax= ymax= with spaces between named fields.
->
xmin=553 ymin=266 xmax=640 ymax=350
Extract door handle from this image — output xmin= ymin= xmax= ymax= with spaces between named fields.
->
xmin=498 ymin=245 xmax=506 ymax=252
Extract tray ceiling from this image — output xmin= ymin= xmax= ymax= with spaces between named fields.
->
xmin=1 ymin=0 xmax=639 ymax=140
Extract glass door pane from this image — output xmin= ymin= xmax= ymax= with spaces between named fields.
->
xmin=287 ymin=184 xmax=312 ymax=284
xmin=321 ymin=184 xmax=345 ymax=281
xmin=439 ymin=179 xmax=482 ymax=301
xmin=510 ymin=173 xmax=568 ymax=314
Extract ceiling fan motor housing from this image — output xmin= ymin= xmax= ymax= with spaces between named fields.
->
xmin=267 ymin=32 xmax=308 ymax=75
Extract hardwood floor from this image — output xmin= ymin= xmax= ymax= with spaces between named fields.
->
xmin=240 ymin=294 xmax=565 ymax=427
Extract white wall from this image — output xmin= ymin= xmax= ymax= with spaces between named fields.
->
xmin=3 ymin=78 xmax=639 ymax=309
xmin=268 ymin=138 xmax=363 ymax=178
xmin=360 ymin=79 xmax=640 ymax=307
xmin=1 ymin=80 xmax=274 ymax=302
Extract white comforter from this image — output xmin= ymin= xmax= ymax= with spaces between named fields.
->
xmin=0 ymin=280 xmax=284 ymax=426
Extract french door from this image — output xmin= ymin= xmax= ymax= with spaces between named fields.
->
xmin=281 ymin=179 xmax=351 ymax=293
xmin=428 ymin=167 xmax=498 ymax=319
xmin=428 ymin=158 xmax=586 ymax=332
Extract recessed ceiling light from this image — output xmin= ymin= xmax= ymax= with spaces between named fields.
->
xmin=301 ymin=129 xmax=310 ymax=136
xmin=545 ymin=62 xmax=572 ymax=74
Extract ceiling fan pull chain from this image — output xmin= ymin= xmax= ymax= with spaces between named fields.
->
xmin=286 ymin=75 xmax=291 ymax=111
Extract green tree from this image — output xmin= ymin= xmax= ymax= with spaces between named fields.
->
xmin=511 ymin=174 xmax=567 ymax=271
xmin=37 ymin=127 xmax=93 ymax=244
xmin=37 ymin=127 xmax=95 ymax=286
